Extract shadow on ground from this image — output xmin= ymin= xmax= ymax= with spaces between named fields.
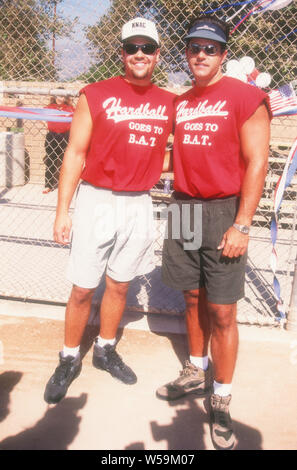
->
xmin=85 ymin=268 xmax=188 ymax=366
xmin=0 ymin=370 xmax=23 ymax=422
xmin=0 ymin=393 xmax=87 ymax=450
xmin=126 ymin=396 xmax=262 ymax=451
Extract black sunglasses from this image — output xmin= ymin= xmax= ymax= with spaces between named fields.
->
xmin=188 ymin=43 xmax=219 ymax=56
xmin=123 ymin=43 xmax=158 ymax=55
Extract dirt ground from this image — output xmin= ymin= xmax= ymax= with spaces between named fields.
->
xmin=0 ymin=310 xmax=296 ymax=451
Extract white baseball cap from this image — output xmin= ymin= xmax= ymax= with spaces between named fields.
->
xmin=121 ymin=17 xmax=159 ymax=46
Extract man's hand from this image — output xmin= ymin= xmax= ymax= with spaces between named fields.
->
xmin=217 ymin=226 xmax=249 ymax=258
xmin=54 ymin=213 xmax=72 ymax=245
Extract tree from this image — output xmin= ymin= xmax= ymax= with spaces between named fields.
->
xmin=82 ymin=0 xmax=296 ymax=87
xmin=83 ymin=0 xmax=138 ymax=82
xmin=223 ymin=1 xmax=297 ymax=88
xmin=154 ymin=0 xmax=297 ymax=87
xmin=0 ymin=0 xmax=72 ymax=81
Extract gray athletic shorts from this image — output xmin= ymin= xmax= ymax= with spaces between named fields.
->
xmin=67 ymin=182 xmax=155 ymax=288
xmin=162 ymin=192 xmax=247 ymax=304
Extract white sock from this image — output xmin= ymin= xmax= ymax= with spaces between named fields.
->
xmin=62 ymin=345 xmax=80 ymax=358
xmin=213 ymin=380 xmax=232 ymax=397
xmin=96 ymin=336 xmax=116 ymax=347
xmin=190 ymin=355 xmax=209 ymax=371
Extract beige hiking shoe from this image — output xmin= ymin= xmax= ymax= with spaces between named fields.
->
xmin=156 ymin=360 xmax=212 ymax=401
xmin=210 ymin=394 xmax=236 ymax=450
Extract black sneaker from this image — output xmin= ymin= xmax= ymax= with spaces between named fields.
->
xmin=44 ymin=352 xmax=82 ymax=404
xmin=210 ymin=394 xmax=236 ymax=450
xmin=92 ymin=342 xmax=137 ymax=385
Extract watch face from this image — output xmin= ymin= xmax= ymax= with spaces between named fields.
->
xmin=233 ymin=223 xmax=249 ymax=234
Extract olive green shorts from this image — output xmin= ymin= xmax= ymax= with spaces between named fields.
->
xmin=162 ymin=192 xmax=247 ymax=304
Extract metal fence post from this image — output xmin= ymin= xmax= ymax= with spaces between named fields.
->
xmin=287 ymin=257 xmax=297 ymax=331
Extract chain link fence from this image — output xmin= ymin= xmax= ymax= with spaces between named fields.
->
xmin=0 ymin=0 xmax=296 ymax=326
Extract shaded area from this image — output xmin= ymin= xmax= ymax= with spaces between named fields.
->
xmin=0 ymin=182 xmax=290 ymax=325
xmin=0 ymin=393 xmax=87 ymax=450
xmin=87 ymin=273 xmax=188 ymax=368
xmin=0 ymin=187 xmax=10 ymax=203
xmin=80 ymin=325 xmax=100 ymax=360
xmin=128 ymin=267 xmax=185 ymax=315
xmin=24 ymin=148 xmax=30 ymax=183
xmin=126 ymin=397 xmax=262 ymax=451
xmin=202 ymin=396 xmax=262 ymax=451
xmin=89 ymin=267 xmax=185 ymax=323
xmin=80 ymin=314 xmax=188 ymax=369
xmin=0 ymin=371 xmax=22 ymax=422
xmin=89 ymin=263 xmax=281 ymax=332
xmin=151 ymin=398 xmax=209 ymax=450
xmin=144 ymin=324 xmax=188 ymax=368
xmin=245 ymin=260 xmax=278 ymax=318
xmin=125 ymin=442 xmax=145 ymax=450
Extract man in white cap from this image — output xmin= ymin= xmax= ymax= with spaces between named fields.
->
xmin=44 ymin=17 xmax=174 ymax=404
xmin=157 ymin=14 xmax=271 ymax=450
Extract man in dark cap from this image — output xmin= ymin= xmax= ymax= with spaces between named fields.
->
xmin=157 ymin=15 xmax=271 ymax=450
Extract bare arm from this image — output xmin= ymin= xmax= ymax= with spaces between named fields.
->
xmin=218 ymin=103 xmax=270 ymax=258
xmin=54 ymin=94 xmax=93 ymax=244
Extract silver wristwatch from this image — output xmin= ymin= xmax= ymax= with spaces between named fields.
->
xmin=233 ymin=223 xmax=250 ymax=234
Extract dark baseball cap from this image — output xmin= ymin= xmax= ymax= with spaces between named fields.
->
xmin=185 ymin=21 xmax=227 ymax=44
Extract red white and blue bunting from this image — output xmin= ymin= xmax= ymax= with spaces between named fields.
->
xmin=270 ymin=139 xmax=297 ymax=324
xmin=0 ymin=106 xmax=73 ymax=122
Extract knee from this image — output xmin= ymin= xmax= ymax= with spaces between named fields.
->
xmin=71 ymin=285 xmax=95 ymax=304
xmin=105 ymin=276 xmax=129 ymax=298
xmin=209 ymin=304 xmax=236 ymax=330
xmin=184 ymin=289 xmax=199 ymax=309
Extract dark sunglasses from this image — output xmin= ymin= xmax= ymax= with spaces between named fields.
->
xmin=188 ymin=43 xmax=219 ymax=56
xmin=123 ymin=43 xmax=158 ymax=55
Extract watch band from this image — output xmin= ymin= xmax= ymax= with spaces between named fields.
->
xmin=233 ymin=223 xmax=250 ymax=234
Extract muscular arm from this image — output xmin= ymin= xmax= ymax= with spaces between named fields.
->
xmin=218 ymin=102 xmax=270 ymax=258
xmin=54 ymin=94 xmax=93 ymax=244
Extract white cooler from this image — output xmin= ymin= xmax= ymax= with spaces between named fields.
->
xmin=0 ymin=132 xmax=25 ymax=187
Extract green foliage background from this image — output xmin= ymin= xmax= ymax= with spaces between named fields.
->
xmin=0 ymin=0 xmax=295 ymax=87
